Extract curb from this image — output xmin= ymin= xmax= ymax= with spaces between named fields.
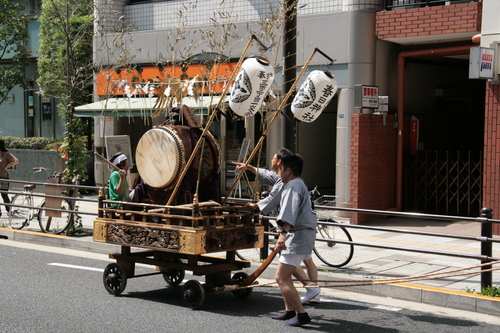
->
xmin=1 ymin=227 xmax=500 ymax=316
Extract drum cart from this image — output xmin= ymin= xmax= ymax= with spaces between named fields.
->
xmin=95 ymin=197 xmax=264 ymax=309
xmin=104 ymin=246 xmax=254 ymax=308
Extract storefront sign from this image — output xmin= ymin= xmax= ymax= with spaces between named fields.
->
xmin=42 ymin=103 xmax=52 ymax=122
xmin=354 ymin=84 xmax=379 ymax=109
xmin=96 ymin=63 xmax=239 ymax=96
xmin=469 ymin=47 xmax=495 ymax=79
xmin=6 ymin=93 xmax=14 ymax=103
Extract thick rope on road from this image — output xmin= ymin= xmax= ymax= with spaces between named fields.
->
xmin=213 ymin=260 xmax=500 ymax=292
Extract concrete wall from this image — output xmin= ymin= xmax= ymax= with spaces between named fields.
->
xmin=8 ymin=149 xmax=95 ymax=191
xmin=8 ymin=149 xmax=60 ymax=191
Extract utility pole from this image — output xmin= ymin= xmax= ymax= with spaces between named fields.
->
xmin=282 ymin=0 xmax=297 ymax=152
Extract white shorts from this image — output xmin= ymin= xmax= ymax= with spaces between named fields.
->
xmin=279 ymin=253 xmax=312 ymax=267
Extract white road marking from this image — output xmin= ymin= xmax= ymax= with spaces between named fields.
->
xmin=48 ymin=262 xmax=103 ymax=272
xmin=321 ymin=297 xmax=402 ymax=312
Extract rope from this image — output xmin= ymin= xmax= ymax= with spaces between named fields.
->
xmin=212 ymin=260 xmax=500 ymax=292
xmin=314 ymin=260 xmax=500 ymax=285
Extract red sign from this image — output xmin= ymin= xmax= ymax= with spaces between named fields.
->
xmin=95 ymin=63 xmax=239 ymax=96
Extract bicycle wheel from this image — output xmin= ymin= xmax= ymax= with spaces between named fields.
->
xmin=313 ymin=221 xmax=354 ymax=268
xmin=38 ymin=199 xmax=73 ymax=234
xmin=235 ymin=247 xmax=265 ymax=262
xmin=8 ymin=194 xmax=30 ymax=229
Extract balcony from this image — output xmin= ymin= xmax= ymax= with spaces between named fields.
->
xmin=377 ymin=0 xmax=482 ymax=45
xmin=383 ymin=0 xmax=480 ymax=11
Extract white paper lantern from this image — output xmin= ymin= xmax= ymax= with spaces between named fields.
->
xmin=291 ymin=70 xmax=338 ymax=123
xmin=229 ymin=57 xmax=275 ymax=117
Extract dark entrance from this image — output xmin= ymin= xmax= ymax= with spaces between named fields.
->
xmin=402 ymin=57 xmax=485 ymax=216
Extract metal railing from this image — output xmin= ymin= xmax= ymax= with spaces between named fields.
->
xmin=1 ymin=183 xmax=498 ymax=288
xmin=0 ymin=179 xmax=100 ymax=235
xmin=382 ymin=0 xmax=478 ymax=11
xmin=227 ymin=196 xmax=499 ymax=289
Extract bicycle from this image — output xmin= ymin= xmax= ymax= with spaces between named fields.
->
xmin=310 ymin=188 xmax=354 ymax=268
xmin=235 ymin=186 xmax=354 ymax=268
xmin=8 ymin=167 xmax=74 ymax=234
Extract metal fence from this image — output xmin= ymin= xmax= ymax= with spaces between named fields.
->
xmin=404 ymin=150 xmax=482 ymax=216
xmin=1 ymin=179 xmax=498 ymax=288
xmin=0 ymin=179 xmax=100 ymax=236
xmin=229 ymin=197 xmax=499 ymax=290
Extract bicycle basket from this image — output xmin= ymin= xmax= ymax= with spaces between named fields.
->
xmin=313 ymin=195 xmax=337 ymax=220
xmin=313 ymin=195 xmax=337 ymax=207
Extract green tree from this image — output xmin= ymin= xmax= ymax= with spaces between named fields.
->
xmin=37 ymin=0 xmax=93 ymax=183
xmin=0 ymin=0 xmax=30 ymax=105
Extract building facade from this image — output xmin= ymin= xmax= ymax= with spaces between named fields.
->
xmin=90 ymin=0 xmax=500 ymax=225
xmin=0 ymin=0 xmax=66 ymax=139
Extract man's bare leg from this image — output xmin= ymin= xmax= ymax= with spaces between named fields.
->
xmin=303 ymin=257 xmax=318 ymax=283
xmin=292 ymin=265 xmax=311 ymax=286
xmin=275 ymin=262 xmax=306 ymax=313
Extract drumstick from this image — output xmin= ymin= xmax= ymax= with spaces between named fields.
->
xmin=222 ymin=48 xmax=323 ymax=204
xmin=94 ymin=152 xmax=120 ymax=171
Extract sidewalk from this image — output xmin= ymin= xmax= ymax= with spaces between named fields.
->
xmin=1 ymin=194 xmax=499 ymax=315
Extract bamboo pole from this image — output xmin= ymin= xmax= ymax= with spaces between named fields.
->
xmin=222 ymin=48 xmax=322 ymax=205
xmin=165 ymin=35 xmax=258 ymax=207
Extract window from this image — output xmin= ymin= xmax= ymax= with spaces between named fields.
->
xmin=29 ymin=0 xmax=42 ymax=16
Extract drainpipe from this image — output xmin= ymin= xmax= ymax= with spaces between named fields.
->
xmin=393 ymin=44 xmax=474 ymax=211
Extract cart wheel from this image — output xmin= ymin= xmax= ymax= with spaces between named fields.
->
xmin=162 ymin=269 xmax=185 ymax=286
xmin=231 ymin=272 xmax=253 ymax=299
xmin=182 ymin=280 xmax=205 ymax=309
xmin=103 ymin=263 xmax=127 ymax=296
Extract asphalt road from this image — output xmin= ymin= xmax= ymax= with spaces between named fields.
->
xmin=1 ymin=240 xmax=500 ymax=333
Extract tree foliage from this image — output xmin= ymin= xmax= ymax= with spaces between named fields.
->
xmin=37 ymin=0 xmax=94 ymax=183
xmin=0 ymin=0 xmax=30 ymax=105
xmin=37 ymin=0 xmax=94 ymax=106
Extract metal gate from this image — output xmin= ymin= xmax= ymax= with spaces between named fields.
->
xmin=403 ymin=151 xmax=482 ymax=216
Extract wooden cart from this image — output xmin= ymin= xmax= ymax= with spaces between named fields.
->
xmin=94 ymin=199 xmax=264 ymax=308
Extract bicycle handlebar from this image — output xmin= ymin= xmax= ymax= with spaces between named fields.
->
xmin=309 ymin=185 xmax=321 ymax=200
xmin=33 ymin=167 xmax=47 ymax=173
xmin=32 ymin=167 xmax=58 ymax=180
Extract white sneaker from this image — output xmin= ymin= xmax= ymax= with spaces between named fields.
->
xmin=308 ymin=294 xmax=321 ymax=304
xmin=301 ymin=283 xmax=321 ymax=304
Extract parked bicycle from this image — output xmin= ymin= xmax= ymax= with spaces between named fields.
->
xmin=236 ymin=187 xmax=354 ymax=267
xmin=8 ymin=167 xmax=75 ymax=234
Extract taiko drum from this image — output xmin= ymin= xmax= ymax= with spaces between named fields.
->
xmin=135 ymin=125 xmax=220 ymax=191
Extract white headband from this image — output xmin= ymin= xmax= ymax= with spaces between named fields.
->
xmin=113 ymin=154 xmax=127 ymax=166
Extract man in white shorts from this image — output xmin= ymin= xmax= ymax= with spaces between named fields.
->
xmin=232 ymin=149 xmax=321 ymax=304
xmin=270 ymin=154 xmax=317 ymax=327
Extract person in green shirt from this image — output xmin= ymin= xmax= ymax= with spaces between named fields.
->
xmin=108 ymin=152 xmax=134 ymax=208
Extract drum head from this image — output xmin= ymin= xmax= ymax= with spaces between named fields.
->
xmin=136 ymin=127 xmax=184 ymax=189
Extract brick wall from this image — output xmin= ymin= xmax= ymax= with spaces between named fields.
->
xmin=350 ymin=114 xmax=397 ymax=224
xmin=483 ymin=84 xmax=500 ymax=235
xmin=376 ymin=2 xmax=482 ymax=40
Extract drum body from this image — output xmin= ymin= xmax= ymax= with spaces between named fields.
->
xmin=135 ymin=125 xmax=220 ymax=203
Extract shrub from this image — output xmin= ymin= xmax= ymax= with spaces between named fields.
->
xmin=479 ymin=285 xmax=500 ymax=297
xmin=1 ymin=136 xmax=58 ymax=150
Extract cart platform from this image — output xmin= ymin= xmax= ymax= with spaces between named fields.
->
xmin=96 ymin=199 xmax=264 ymax=308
